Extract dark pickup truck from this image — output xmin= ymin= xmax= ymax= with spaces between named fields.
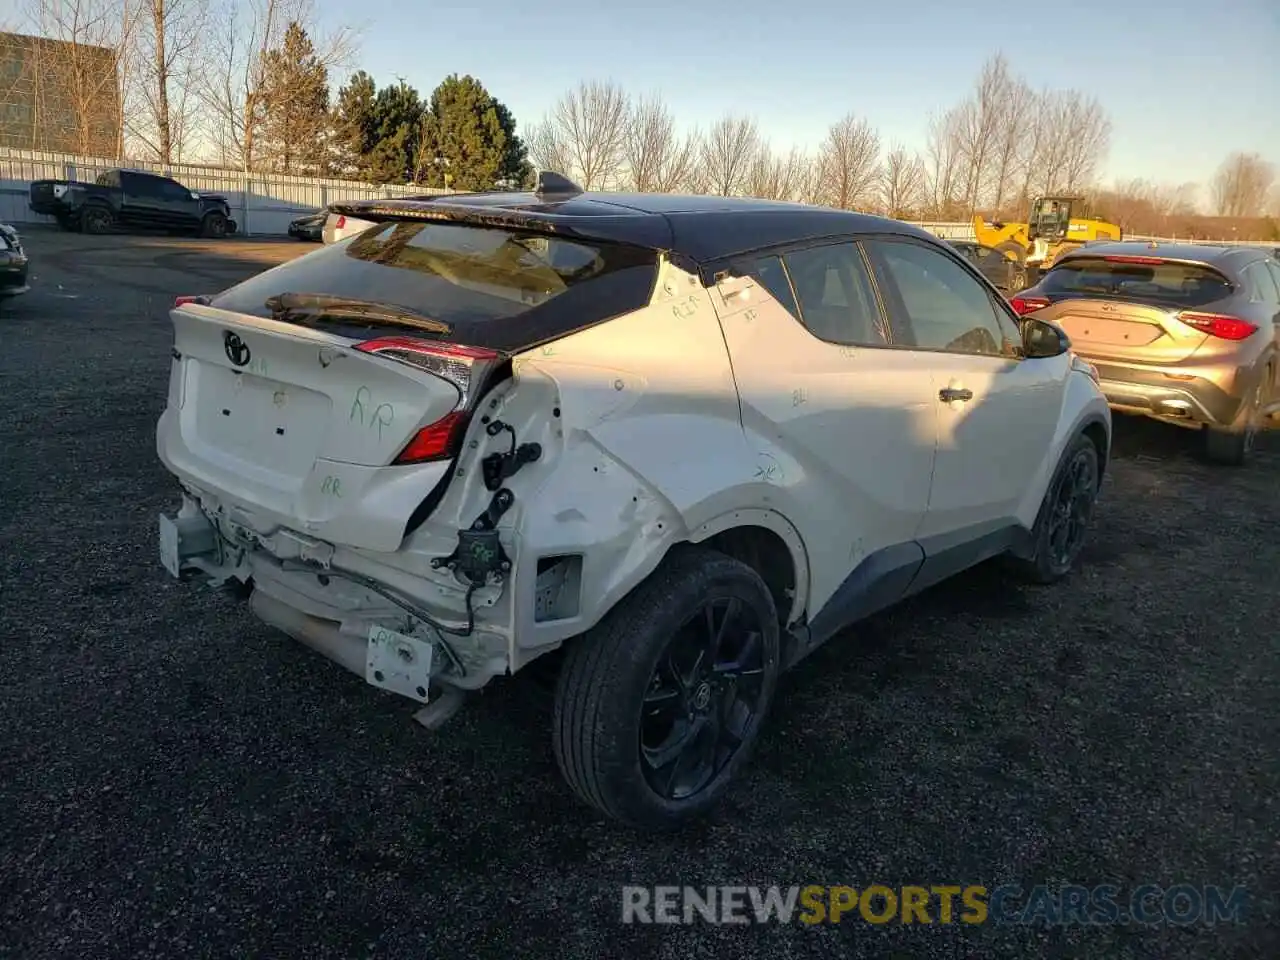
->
xmin=29 ymin=168 xmax=237 ymax=238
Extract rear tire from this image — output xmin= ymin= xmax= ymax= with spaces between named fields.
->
xmin=552 ymin=547 xmax=781 ymax=831
xmin=1005 ymin=433 xmax=1101 ymax=585
xmin=81 ymin=205 xmax=112 ymax=235
xmin=1203 ymin=368 xmax=1271 ymax=466
xmin=201 ymin=211 xmax=228 ymax=238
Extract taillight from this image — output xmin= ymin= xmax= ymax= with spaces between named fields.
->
xmin=174 ymin=295 xmax=209 ymax=307
xmin=1177 ymin=312 xmax=1258 ymax=341
xmin=353 ymin=337 xmax=501 ymax=465
xmin=335 ymin=215 xmax=347 ymax=229
xmin=1009 ymin=295 xmax=1049 ymax=316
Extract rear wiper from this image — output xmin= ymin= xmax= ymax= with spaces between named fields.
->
xmin=265 ymin=292 xmax=452 ymax=334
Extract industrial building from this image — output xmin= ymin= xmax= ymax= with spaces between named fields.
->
xmin=0 ymin=31 xmax=121 ymax=156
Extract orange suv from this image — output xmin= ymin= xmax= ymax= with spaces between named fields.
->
xmin=1011 ymin=243 xmax=1280 ymax=465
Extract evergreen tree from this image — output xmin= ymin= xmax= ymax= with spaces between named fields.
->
xmin=493 ymin=100 xmax=534 ymax=189
xmin=417 ymin=75 xmax=529 ymax=191
xmin=257 ymin=22 xmax=330 ymax=175
xmin=330 ymin=71 xmax=379 ymax=178
xmin=366 ymin=80 xmax=424 ymax=184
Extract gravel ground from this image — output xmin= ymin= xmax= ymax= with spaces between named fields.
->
xmin=1 ymin=230 xmax=1277 ymax=960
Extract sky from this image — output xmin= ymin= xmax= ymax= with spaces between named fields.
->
xmin=315 ymin=0 xmax=1280 ymax=191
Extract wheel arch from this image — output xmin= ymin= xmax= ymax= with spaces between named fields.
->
xmin=1078 ymin=413 xmax=1110 ymax=487
xmin=687 ymin=508 xmax=811 ymax=630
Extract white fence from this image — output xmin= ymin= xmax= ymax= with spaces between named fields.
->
xmin=0 ymin=147 xmax=454 ymax=236
xmin=904 ymin=221 xmax=1277 ymax=248
xmin=0 ymin=147 xmax=1276 ymax=247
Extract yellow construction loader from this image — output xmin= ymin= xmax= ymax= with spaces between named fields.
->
xmin=972 ymin=196 xmax=1123 ymax=277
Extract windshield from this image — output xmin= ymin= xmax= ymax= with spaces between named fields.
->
xmin=1040 ymin=257 xmax=1233 ymax=307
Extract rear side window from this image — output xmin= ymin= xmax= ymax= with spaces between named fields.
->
xmin=1267 ymin=260 xmax=1280 ymax=301
xmin=781 ymin=242 xmax=887 ymax=346
xmin=1243 ymin=261 xmax=1280 ymax=305
xmin=1041 ymin=257 xmax=1233 ymax=307
xmin=745 ymin=255 xmax=800 ymax=318
xmin=209 ymin=220 xmax=660 ymax=353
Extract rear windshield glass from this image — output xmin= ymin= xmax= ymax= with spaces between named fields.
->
xmin=209 ymin=220 xmax=659 ymax=353
xmin=1040 ymin=257 xmax=1233 ymax=307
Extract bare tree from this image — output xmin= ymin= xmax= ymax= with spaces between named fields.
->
xmin=879 ymin=144 xmax=923 ymax=218
xmin=128 ymin=0 xmax=209 ymax=162
xmin=1211 ymin=152 xmax=1276 ymax=217
xmin=526 ymin=117 xmax=574 ymax=179
xmin=954 ymin=54 xmax=1015 ymax=212
xmin=622 ymin=94 xmax=698 ymax=193
xmin=21 ymin=0 xmax=126 ymax=155
xmin=534 ymin=80 xmax=629 ymax=190
xmin=200 ymin=0 xmax=354 ymax=171
xmin=698 ymin=114 xmax=759 ymax=196
xmin=794 ymin=152 xmax=827 ymax=206
xmin=1052 ymin=90 xmax=1111 ymax=193
xmin=922 ymin=107 xmax=963 ymax=218
xmin=819 ymin=112 xmax=880 ymax=210
xmin=1014 ymin=87 xmax=1054 ymax=207
xmin=744 ymin=143 xmax=807 ymax=201
xmin=987 ymin=75 xmax=1034 ymax=215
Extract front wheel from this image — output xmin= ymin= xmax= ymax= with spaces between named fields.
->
xmin=552 ymin=547 xmax=781 ymax=830
xmin=81 ymin=205 xmax=113 ymax=234
xmin=1006 ymin=433 xmax=1101 ymax=584
xmin=201 ymin=211 xmax=228 ymax=238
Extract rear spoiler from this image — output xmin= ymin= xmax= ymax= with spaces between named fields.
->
xmin=326 ymin=196 xmax=676 ymax=263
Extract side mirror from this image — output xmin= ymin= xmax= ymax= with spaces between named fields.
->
xmin=1021 ymin=317 xmax=1070 ymax=359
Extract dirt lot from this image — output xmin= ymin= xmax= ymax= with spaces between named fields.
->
xmin=1 ymin=229 xmax=1276 ymax=959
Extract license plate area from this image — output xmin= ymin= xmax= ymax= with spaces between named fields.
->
xmin=190 ymin=362 xmax=331 ymax=477
xmin=366 ymin=626 xmax=436 ymax=703
xmin=1058 ymin=316 xmax=1162 ymax=347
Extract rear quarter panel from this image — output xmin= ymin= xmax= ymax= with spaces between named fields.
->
xmin=397 ymin=255 xmax=812 ymax=660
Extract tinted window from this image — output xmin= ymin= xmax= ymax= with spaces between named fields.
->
xmin=1266 ymin=261 xmax=1280 ymax=303
xmin=1243 ymin=261 xmax=1280 ymax=304
xmin=121 ymin=172 xmax=163 ymax=197
xmin=742 ymin=254 xmax=800 ymax=318
xmin=1040 ymin=257 xmax=1233 ymax=307
xmin=781 ymin=242 xmax=887 ymax=346
xmin=209 ymin=220 xmax=659 ymax=354
xmin=95 ymin=171 xmax=120 ymax=188
xmin=870 ymin=240 xmax=1016 ymax=357
xmin=159 ymin=179 xmax=190 ymax=200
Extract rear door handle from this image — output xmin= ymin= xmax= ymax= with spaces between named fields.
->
xmin=939 ymin=387 xmax=973 ymax=402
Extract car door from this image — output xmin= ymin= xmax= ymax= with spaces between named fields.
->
xmin=155 ymin=178 xmax=199 ymax=230
xmin=118 ymin=171 xmax=159 ymax=228
xmin=864 ymin=236 xmax=1069 ymax=544
xmin=708 ymin=239 xmax=940 ymax=628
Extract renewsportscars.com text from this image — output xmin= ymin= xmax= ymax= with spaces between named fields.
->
xmin=621 ymin=884 xmax=1248 ymax=926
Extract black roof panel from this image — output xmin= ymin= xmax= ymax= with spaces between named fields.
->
xmin=330 ymin=190 xmax=936 ymax=264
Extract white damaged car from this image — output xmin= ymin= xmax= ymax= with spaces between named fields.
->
xmin=155 ymin=174 xmax=1111 ymax=829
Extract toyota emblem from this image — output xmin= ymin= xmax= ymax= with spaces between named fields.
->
xmin=224 ymin=331 xmax=251 ymax=367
